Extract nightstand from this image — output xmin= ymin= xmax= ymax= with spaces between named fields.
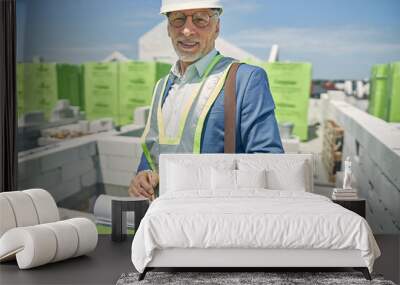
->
xmin=332 ymin=198 xmax=366 ymax=218
xmin=111 ymin=198 xmax=150 ymax=242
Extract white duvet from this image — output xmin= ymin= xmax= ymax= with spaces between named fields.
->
xmin=131 ymin=190 xmax=380 ymax=273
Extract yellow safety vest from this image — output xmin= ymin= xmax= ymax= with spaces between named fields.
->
xmin=141 ymin=54 xmax=236 ymax=172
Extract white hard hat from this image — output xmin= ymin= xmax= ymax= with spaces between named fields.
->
xmin=160 ymin=0 xmax=223 ymax=14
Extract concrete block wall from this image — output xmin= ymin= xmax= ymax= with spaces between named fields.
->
xmin=18 ymin=139 xmax=99 ymax=203
xmin=18 ymin=122 xmax=145 ymax=205
xmin=281 ymin=137 xmax=300 ymax=153
xmin=133 ymin=106 xmax=150 ymax=127
xmin=97 ymin=135 xmax=143 ymax=188
xmin=329 ymin=100 xmax=400 ymax=234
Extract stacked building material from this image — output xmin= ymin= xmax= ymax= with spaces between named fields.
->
xmin=57 ymin=64 xmax=83 ymax=110
xmin=83 ymin=61 xmax=171 ymax=126
xmin=83 ymin=62 xmax=119 ymax=124
xmin=387 ymin=61 xmax=400 ymax=122
xmin=368 ymin=61 xmax=400 ymax=122
xmin=17 ymin=63 xmax=83 ymax=121
xmin=23 ymin=63 xmax=59 ymax=120
xmin=17 ymin=63 xmax=25 ymax=118
xmin=118 ymin=61 xmax=170 ymax=125
xmin=17 ymin=110 xmax=147 ymax=208
xmin=322 ymin=119 xmax=344 ymax=183
xmin=97 ymin=135 xmax=142 ymax=188
xmin=262 ymin=62 xmax=312 ymax=141
xmin=18 ymin=139 xmax=99 ymax=203
xmin=368 ymin=64 xmax=389 ymax=120
xmin=246 ymin=59 xmax=312 ymax=141
xmin=17 ymin=60 xmax=171 ymax=128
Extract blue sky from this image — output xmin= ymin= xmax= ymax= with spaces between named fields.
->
xmin=17 ymin=0 xmax=400 ymax=79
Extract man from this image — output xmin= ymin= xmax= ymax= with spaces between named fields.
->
xmin=128 ymin=0 xmax=283 ymax=199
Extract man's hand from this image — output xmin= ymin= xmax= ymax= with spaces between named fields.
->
xmin=128 ymin=171 xmax=159 ymax=201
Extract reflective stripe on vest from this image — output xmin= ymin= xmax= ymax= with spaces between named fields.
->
xmin=141 ymin=55 xmax=236 ymax=172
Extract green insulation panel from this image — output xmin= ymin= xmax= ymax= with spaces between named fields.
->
xmin=387 ymin=62 xmax=400 ymax=122
xmin=24 ymin=63 xmax=59 ymax=120
xmin=57 ymin=64 xmax=83 ymax=110
xmin=368 ymin=64 xmax=390 ymax=120
xmin=16 ymin=63 xmax=25 ymax=118
xmin=261 ymin=62 xmax=312 ymax=141
xmin=83 ymin=62 xmax=119 ymax=123
xmin=118 ymin=61 xmax=171 ymax=125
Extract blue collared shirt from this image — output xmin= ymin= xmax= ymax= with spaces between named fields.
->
xmin=137 ymin=53 xmax=284 ymax=173
xmin=171 ymin=48 xmax=218 ymax=79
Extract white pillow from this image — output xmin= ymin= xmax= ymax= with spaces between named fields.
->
xmin=167 ymin=162 xmax=211 ymax=191
xmin=211 ymin=169 xmax=267 ymax=190
xmin=236 ymin=169 xmax=267 ymax=189
xmin=166 ymin=159 xmax=236 ymax=192
xmin=266 ymin=162 xmax=306 ymax=191
xmin=267 ymin=164 xmax=306 ymax=192
xmin=238 ymin=159 xmax=307 ymax=191
xmin=211 ymin=168 xmax=236 ymax=190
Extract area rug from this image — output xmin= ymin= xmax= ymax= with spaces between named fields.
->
xmin=116 ymin=271 xmax=396 ymax=285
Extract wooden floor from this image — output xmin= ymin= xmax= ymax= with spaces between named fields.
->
xmin=0 ymin=235 xmax=398 ymax=285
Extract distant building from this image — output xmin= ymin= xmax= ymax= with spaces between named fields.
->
xmin=138 ymin=20 xmax=262 ymax=63
xmin=103 ymin=51 xmax=130 ymax=62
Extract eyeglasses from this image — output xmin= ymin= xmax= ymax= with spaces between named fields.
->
xmin=167 ymin=11 xmax=219 ymax=29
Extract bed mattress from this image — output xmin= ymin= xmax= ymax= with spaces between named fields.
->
xmin=131 ymin=190 xmax=380 ymax=273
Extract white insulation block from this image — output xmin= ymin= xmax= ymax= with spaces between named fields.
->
xmin=0 ymin=196 xmax=17 ymax=237
xmin=0 ymin=218 xmax=97 ymax=269
xmin=1 ymin=192 xmax=39 ymax=227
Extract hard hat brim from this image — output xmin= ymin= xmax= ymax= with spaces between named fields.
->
xmin=160 ymin=2 xmax=223 ymax=15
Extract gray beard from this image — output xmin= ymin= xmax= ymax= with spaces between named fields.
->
xmin=174 ymin=48 xmax=203 ymax=63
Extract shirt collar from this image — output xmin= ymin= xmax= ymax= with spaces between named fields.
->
xmin=171 ymin=49 xmax=218 ymax=79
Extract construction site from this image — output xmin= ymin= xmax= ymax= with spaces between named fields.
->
xmin=16 ymin=15 xmax=400 ymax=235
xmin=0 ymin=0 xmax=400 ymax=285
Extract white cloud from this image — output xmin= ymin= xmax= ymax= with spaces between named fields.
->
xmin=228 ymin=26 xmax=400 ymax=56
xmin=122 ymin=10 xmax=161 ymax=28
xmin=220 ymin=0 xmax=261 ymax=12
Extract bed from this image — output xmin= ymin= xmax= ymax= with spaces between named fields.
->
xmin=131 ymin=154 xmax=380 ymax=281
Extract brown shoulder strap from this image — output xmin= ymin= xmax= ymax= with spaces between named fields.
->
xmin=224 ymin=63 xmax=241 ymax=153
